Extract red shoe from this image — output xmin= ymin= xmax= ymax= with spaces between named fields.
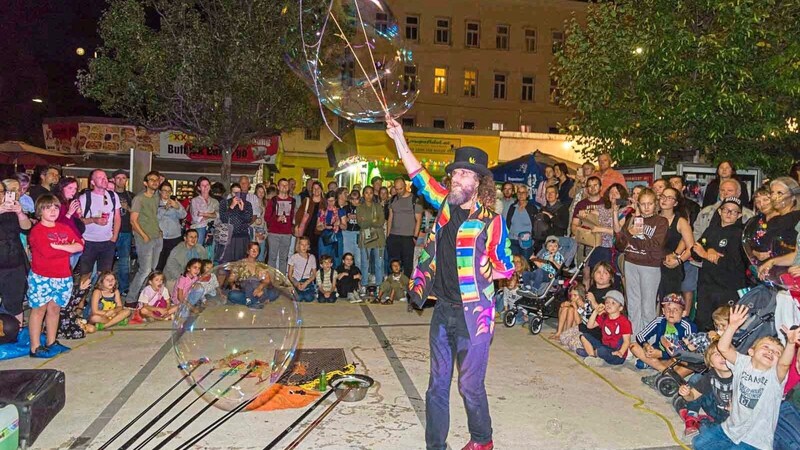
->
xmin=678 ymin=409 xmax=700 ymax=437
xmin=128 ymin=311 xmax=144 ymax=325
xmin=461 ymin=440 xmax=493 ymax=450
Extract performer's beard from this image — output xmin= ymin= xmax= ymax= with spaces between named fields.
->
xmin=447 ymin=182 xmax=477 ymax=206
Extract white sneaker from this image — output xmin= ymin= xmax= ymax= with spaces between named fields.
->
xmin=584 ymin=356 xmax=605 ymax=367
xmin=349 ymin=292 xmax=364 ymax=304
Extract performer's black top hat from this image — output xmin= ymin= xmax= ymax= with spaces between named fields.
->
xmin=445 ymin=146 xmax=492 ymax=179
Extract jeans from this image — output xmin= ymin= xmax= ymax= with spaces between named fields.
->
xmin=295 ymin=279 xmax=316 ymax=302
xmin=78 ymin=240 xmax=116 ymax=274
xmin=267 ymin=233 xmax=293 ymax=275
xmin=686 ymin=392 xmax=729 ymax=424
xmin=360 ymin=247 xmax=385 ymax=286
xmin=127 ymin=235 xmax=163 ymax=303
xmin=341 ymin=230 xmax=361 ymax=271
xmin=387 ymin=234 xmax=416 ymax=278
xmin=692 ymin=423 xmax=758 ymax=449
xmin=426 ymin=301 xmax=492 ymax=450
xmin=115 ymin=232 xmax=132 ymax=295
xmin=580 ymin=332 xmax=625 ymax=365
xmin=195 ymin=226 xmax=214 ymax=260
xmin=775 ymin=400 xmax=800 ymax=450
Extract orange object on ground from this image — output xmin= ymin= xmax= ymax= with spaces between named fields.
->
xmin=128 ymin=310 xmax=144 ymax=325
xmin=246 ymin=384 xmax=321 ymax=411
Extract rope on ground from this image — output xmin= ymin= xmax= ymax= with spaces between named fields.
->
xmin=538 ymin=334 xmax=690 ymax=450
xmin=35 ymin=331 xmax=116 ymax=369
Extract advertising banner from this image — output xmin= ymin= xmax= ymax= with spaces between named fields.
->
xmin=43 ymin=121 xmax=156 ymax=154
xmin=158 ymin=131 xmax=279 ymax=164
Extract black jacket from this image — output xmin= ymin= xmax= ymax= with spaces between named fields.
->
xmin=505 ymin=201 xmax=539 ymax=239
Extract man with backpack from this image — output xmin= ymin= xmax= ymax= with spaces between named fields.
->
xmin=265 ymin=178 xmax=295 ymax=273
xmin=78 ymin=169 xmax=121 ymax=282
xmin=387 ymin=176 xmax=422 ymax=279
xmin=111 ymin=169 xmax=134 ymax=298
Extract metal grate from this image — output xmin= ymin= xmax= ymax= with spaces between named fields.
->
xmin=277 ymin=348 xmax=348 ymax=386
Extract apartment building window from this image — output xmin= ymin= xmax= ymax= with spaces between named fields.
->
xmin=463 ymin=69 xmax=477 ymax=97
xmin=435 ymin=18 xmax=451 ymax=45
xmin=401 ymin=117 xmax=415 ymax=127
xmin=491 ymin=122 xmax=505 ymax=131
xmin=493 ymin=73 xmax=507 ymax=100
xmin=548 ymin=126 xmax=560 ymax=134
xmin=433 ymin=118 xmax=446 ymax=129
xmin=465 ymin=21 xmax=480 ymax=48
xmin=521 ymin=75 xmax=535 ymax=102
xmin=520 ymin=124 xmax=532 ymax=133
xmin=462 ymin=121 xmax=476 ymax=130
xmin=405 ymin=15 xmax=419 ymax=42
xmin=376 ymin=12 xmax=389 ymax=34
xmin=549 ymin=76 xmax=561 ymax=104
xmin=341 ymin=60 xmax=355 ymax=87
xmin=304 ymin=127 xmax=321 ymax=140
xmin=496 ymin=24 xmax=509 ymax=50
xmin=403 ymin=65 xmax=417 ymax=92
xmin=552 ymin=30 xmax=564 ymax=54
xmin=524 ymin=28 xmax=537 ymax=53
xmin=434 ymin=67 xmax=448 ymax=94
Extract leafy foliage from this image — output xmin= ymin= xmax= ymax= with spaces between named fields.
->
xmin=552 ymin=0 xmax=800 ymax=176
xmin=78 ymin=0 xmax=316 ymax=183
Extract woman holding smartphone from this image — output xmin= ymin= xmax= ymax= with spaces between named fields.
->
xmin=155 ymin=182 xmax=187 ymax=271
xmin=614 ymin=187 xmax=668 ymax=335
xmin=218 ymin=183 xmax=253 ymax=264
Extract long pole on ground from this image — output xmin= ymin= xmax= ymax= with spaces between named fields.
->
xmin=262 ymin=388 xmax=336 ymax=450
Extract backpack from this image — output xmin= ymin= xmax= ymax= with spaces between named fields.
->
xmin=532 ymin=212 xmax=552 ymax=241
xmin=81 ymin=189 xmax=117 ymax=218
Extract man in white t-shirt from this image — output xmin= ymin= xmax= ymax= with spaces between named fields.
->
xmin=78 ymin=169 xmax=121 ymax=281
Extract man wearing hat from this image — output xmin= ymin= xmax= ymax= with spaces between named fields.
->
xmin=112 ymin=169 xmax=135 ymax=300
xmin=387 ymin=119 xmax=513 ymax=450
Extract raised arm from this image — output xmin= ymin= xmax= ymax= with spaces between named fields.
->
xmin=386 ymin=118 xmax=448 ymax=209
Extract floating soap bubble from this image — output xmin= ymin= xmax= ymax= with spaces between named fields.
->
xmin=284 ymin=0 xmax=418 ymax=124
xmin=546 ymin=418 xmax=562 ymax=435
xmin=742 ymin=216 xmax=798 ymax=289
xmin=172 ymin=262 xmax=301 ymax=411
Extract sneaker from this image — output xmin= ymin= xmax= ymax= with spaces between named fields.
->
xmin=641 ymin=374 xmax=659 ymax=389
xmin=576 ymin=348 xmax=589 ymax=358
xmin=46 ymin=340 xmax=71 ymax=355
xmin=347 ymin=292 xmax=355 ymax=302
xmin=359 ymin=286 xmax=367 ymax=296
xmin=584 ymin=356 xmax=604 ymax=367
xmin=29 ymin=346 xmax=54 ymax=359
xmin=635 ymin=359 xmax=651 ymax=370
xmin=678 ymin=409 xmax=700 ymax=437
xmin=349 ymin=293 xmax=364 ymax=304
xmin=461 ymin=440 xmax=493 ymax=450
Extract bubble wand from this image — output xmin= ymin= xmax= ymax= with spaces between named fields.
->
xmin=97 ymin=358 xmax=209 ymax=450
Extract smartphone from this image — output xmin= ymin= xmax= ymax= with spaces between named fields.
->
xmin=634 ymin=216 xmax=644 ymax=228
xmin=3 ymin=191 xmax=15 ymax=205
xmin=170 ymin=195 xmax=177 ymax=201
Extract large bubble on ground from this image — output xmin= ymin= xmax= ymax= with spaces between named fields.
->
xmin=172 ymin=262 xmax=301 ymax=411
xmin=742 ymin=216 xmax=798 ymax=289
xmin=283 ymin=0 xmax=418 ymax=123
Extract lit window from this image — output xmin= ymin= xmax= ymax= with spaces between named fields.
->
xmin=491 ymin=122 xmax=505 ymax=131
xmin=403 ymin=65 xmax=417 ymax=93
xmin=549 ymin=77 xmax=561 ymax=104
xmin=463 ymin=69 xmax=477 ymax=97
xmin=434 ymin=67 xmax=448 ymax=94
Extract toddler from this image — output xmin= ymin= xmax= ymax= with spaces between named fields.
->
xmin=378 ymin=259 xmax=410 ymax=305
xmin=674 ymin=341 xmax=733 ymax=437
xmin=316 ymin=255 xmax=338 ymax=303
xmin=195 ymin=259 xmax=220 ymax=299
xmin=89 ymin=271 xmax=131 ymax=330
xmin=692 ymin=305 xmax=797 ymax=450
xmin=497 ymin=255 xmax=528 ymax=313
xmin=138 ymin=271 xmax=176 ymax=320
xmin=287 ymin=237 xmax=317 ymax=302
xmin=520 ymin=236 xmax=564 ymax=296
xmin=578 ymin=290 xmax=632 ymax=366
xmin=555 ymin=285 xmax=588 ymax=352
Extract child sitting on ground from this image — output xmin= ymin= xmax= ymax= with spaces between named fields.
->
xmin=287 ymin=237 xmax=316 ymax=302
xmin=692 ymin=305 xmax=798 ymax=450
xmin=173 ymin=258 xmax=202 ymax=305
xmin=673 ymin=341 xmax=734 ymax=437
xmin=89 ymin=271 xmax=131 ymax=331
xmin=336 ymin=253 xmax=363 ymax=303
xmin=316 ymin=255 xmax=337 ymax=303
xmin=378 ymin=259 xmax=410 ymax=305
xmin=195 ymin=259 xmax=220 ymax=299
xmin=631 ymin=293 xmax=697 ymax=386
xmin=497 ymin=255 xmax=528 ymax=313
xmin=58 ymin=277 xmax=95 ymax=340
xmin=578 ymin=290 xmax=632 ymax=366
xmin=520 ymin=235 xmax=564 ymax=296
xmin=138 ymin=271 xmax=176 ymax=320
xmin=554 ymin=285 xmax=587 ymax=351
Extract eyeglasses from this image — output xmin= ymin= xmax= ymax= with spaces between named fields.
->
xmin=720 ymin=208 xmax=741 ymax=215
xmin=661 ymin=196 xmax=676 ymax=201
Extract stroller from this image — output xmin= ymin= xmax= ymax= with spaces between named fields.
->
xmin=652 ymin=351 xmax=709 ymax=398
xmin=733 ymin=284 xmax=779 ymax=352
xmin=503 ymin=237 xmax=585 ymax=335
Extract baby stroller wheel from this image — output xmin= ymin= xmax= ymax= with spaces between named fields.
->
xmin=656 ymin=374 xmax=679 ymax=397
xmin=503 ymin=310 xmax=517 ymax=328
xmin=529 ymin=317 xmax=543 ymax=335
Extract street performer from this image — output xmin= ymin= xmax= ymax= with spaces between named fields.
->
xmin=386 ymin=119 xmax=514 ymax=450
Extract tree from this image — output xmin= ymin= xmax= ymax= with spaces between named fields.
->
xmin=78 ymin=0 xmax=316 ymax=185
xmin=552 ymin=0 xmax=800 ymax=176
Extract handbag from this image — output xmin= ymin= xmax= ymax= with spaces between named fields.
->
xmin=575 ymin=226 xmax=601 ymax=247
xmin=360 ymin=204 xmax=380 ymax=245
xmin=294 ymin=198 xmax=311 ymax=238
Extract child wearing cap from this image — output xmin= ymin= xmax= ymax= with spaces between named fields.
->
xmin=519 ymin=235 xmax=564 ymax=296
xmin=691 ymin=196 xmax=747 ymax=332
xmin=577 ymin=290 xmax=633 ymax=366
xmin=632 ymin=293 xmax=697 ymax=386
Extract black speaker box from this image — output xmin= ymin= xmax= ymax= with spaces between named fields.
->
xmin=0 ymin=369 xmax=65 ymax=449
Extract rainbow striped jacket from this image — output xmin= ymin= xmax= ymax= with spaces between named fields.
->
xmin=410 ymin=168 xmax=514 ymax=345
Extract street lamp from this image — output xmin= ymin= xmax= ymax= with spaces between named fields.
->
xmin=32 ymin=98 xmax=43 ymax=103
xmin=633 ymin=47 xmax=644 ymax=55
xmin=76 ymin=47 xmax=85 ymax=56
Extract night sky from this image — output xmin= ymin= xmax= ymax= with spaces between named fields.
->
xmin=0 ymin=0 xmax=107 ymax=146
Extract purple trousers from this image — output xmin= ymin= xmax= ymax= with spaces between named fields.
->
xmin=426 ymin=301 xmax=492 ymax=450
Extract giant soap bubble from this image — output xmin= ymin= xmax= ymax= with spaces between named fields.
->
xmin=742 ymin=215 xmax=798 ymax=289
xmin=284 ymin=0 xmax=418 ymax=123
xmin=172 ymin=262 xmax=301 ymax=411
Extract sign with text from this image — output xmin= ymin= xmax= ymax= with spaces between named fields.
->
xmin=158 ymin=131 xmax=279 ymax=164
xmin=43 ymin=121 xmax=156 ymax=154
xmin=407 ymin=136 xmax=461 ymax=155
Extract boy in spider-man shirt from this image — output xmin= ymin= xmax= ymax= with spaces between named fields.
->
xmin=577 ymin=290 xmax=633 ymax=366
